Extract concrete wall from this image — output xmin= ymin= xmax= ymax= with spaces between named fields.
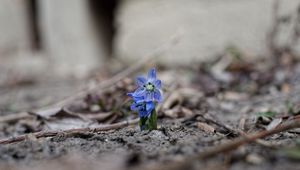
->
xmin=1 ymin=0 xmax=300 ymax=77
xmin=0 ymin=0 xmax=30 ymax=57
xmin=114 ymin=0 xmax=300 ymax=65
xmin=39 ymin=0 xmax=107 ymax=77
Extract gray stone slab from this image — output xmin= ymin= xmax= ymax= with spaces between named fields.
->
xmin=114 ymin=0 xmax=300 ymax=65
xmin=0 ymin=0 xmax=30 ymax=56
xmin=39 ymin=0 xmax=107 ymax=77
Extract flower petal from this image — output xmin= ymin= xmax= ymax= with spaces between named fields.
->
xmin=147 ymin=68 xmax=156 ymax=81
xmin=139 ymin=110 xmax=150 ymax=118
xmin=133 ymin=87 xmax=146 ymax=97
xmin=136 ymin=76 xmax=146 ymax=87
xmin=134 ymin=96 xmax=145 ymax=103
xmin=153 ymin=80 xmax=161 ymax=89
xmin=146 ymin=102 xmax=154 ymax=112
xmin=130 ymin=103 xmax=138 ymax=111
xmin=154 ymin=89 xmax=162 ymax=102
xmin=145 ymin=92 xmax=154 ymax=101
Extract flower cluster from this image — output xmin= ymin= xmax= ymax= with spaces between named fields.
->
xmin=128 ymin=68 xmax=162 ymax=130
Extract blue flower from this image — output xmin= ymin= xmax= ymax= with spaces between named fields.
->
xmin=127 ymin=93 xmax=155 ymax=118
xmin=132 ymin=68 xmax=162 ymax=102
xmin=127 ymin=68 xmax=162 ymax=130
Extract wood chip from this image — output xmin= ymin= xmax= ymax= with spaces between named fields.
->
xmin=26 ymin=133 xmax=38 ymax=142
xmin=246 ymin=153 xmax=264 ymax=165
xmin=239 ymin=116 xmax=246 ymax=131
xmin=164 ymin=107 xmax=181 ymax=118
xmin=266 ymin=118 xmax=282 ymax=131
xmin=222 ymin=91 xmax=249 ymax=101
xmin=281 ymin=83 xmax=291 ymax=93
xmin=181 ymin=107 xmax=194 ymax=117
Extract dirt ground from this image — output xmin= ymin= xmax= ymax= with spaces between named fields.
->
xmin=1 ymin=54 xmax=300 ymax=170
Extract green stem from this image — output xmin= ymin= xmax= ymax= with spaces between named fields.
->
xmin=148 ymin=109 xmax=157 ymax=130
xmin=139 ymin=117 xmax=147 ymax=130
xmin=139 ymin=109 xmax=157 ymax=131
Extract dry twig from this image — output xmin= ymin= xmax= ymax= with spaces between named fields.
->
xmin=0 ymin=118 xmax=139 ymax=145
xmin=142 ymin=118 xmax=300 ymax=170
xmin=193 ymin=111 xmax=238 ymax=136
xmin=197 ymin=118 xmax=300 ymax=159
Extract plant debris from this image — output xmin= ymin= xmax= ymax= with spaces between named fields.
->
xmin=1 ymin=51 xmax=300 ymax=169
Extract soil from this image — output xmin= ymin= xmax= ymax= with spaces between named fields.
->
xmin=1 ymin=57 xmax=300 ymax=170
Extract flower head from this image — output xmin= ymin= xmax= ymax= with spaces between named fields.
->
xmin=127 ymin=93 xmax=155 ymax=118
xmin=133 ymin=68 xmax=162 ymax=102
xmin=127 ymin=68 xmax=162 ymax=130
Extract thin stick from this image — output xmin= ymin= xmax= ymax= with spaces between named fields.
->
xmin=193 ymin=111 xmax=238 ymax=136
xmin=197 ymin=119 xmax=300 ymax=159
xmin=0 ymin=112 xmax=32 ymax=123
xmin=0 ymin=118 xmax=139 ymax=145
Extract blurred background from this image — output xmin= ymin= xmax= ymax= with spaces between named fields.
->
xmin=1 ymin=0 xmax=300 ymax=78
xmin=2 ymin=1 xmax=300 ymax=169
xmin=1 ymin=0 xmax=300 ymax=111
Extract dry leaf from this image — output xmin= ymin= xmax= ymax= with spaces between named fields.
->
xmin=44 ymin=118 xmax=98 ymax=131
xmin=82 ymin=112 xmax=114 ymax=121
xmin=197 ymin=122 xmax=215 ymax=133
xmin=210 ymin=55 xmax=233 ymax=83
xmin=63 ymin=106 xmax=114 ymax=122
xmin=164 ymin=107 xmax=181 ymax=118
xmin=30 ymin=107 xmax=63 ymax=119
xmin=162 ymin=92 xmax=182 ymax=110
